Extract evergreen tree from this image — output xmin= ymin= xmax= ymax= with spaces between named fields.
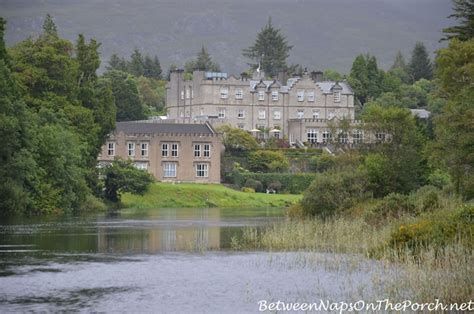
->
xmin=143 ymin=55 xmax=162 ymax=79
xmin=195 ymin=46 xmax=220 ymax=71
xmin=107 ymin=53 xmax=128 ymax=72
xmin=408 ymin=42 xmax=433 ymax=82
xmin=76 ymin=34 xmax=101 ymax=86
xmin=129 ymin=49 xmax=145 ymax=77
xmin=348 ymin=54 xmax=368 ymax=105
xmin=390 ymin=50 xmax=407 ymax=71
xmin=242 ymin=17 xmax=293 ymax=77
xmin=442 ymin=0 xmax=474 ymax=41
xmin=152 ymin=56 xmax=162 ymax=79
xmin=42 ymin=14 xmax=58 ymax=37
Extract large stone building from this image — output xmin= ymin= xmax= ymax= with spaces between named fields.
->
xmin=166 ymin=69 xmax=361 ymax=145
xmin=98 ymin=121 xmax=221 ymax=183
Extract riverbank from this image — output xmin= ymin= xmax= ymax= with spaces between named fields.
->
xmin=121 ymin=183 xmax=301 ymax=209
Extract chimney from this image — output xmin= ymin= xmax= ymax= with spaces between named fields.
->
xmin=277 ymin=71 xmax=288 ymax=85
xmin=311 ymin=71 xmax=324 ymax=82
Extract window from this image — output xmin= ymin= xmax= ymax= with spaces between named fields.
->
xmin=338 ymin=132 xmax=348 ymax=144
xmin=191 ymin=89 xmax=194 ymax=99
xmin=312 ymin=109 xmax=320 ymax=119
xmin=273 ymin=110 xmax=281 ymax=120
xmin=334 ymin=91 xmax=341 ymax=103
xmin=203 ymin=144 xmax=210 ymax=157
xmin=141 ymin=143 xmax=149 ymax=157
xmin=271 ymin=91 xmax=279 ymax=101
xmin=196 ymin=163 xmax=209 ymax=177
xmin=171 ymin=144 xmax=178 ymax=157
xmin=218 ymin=108 xmax=225 ymax=119
xmin=297 ymin=109 xmax=304 ymax=119
xmin=185 ymin=111 xmax=190 ymax=117
xmin=127 ymin=142 xmax=135 ymax=157
xmin=238 ymin=124 xmax=245 ymax=129
xmin=179 ymin=111 xmax=184 ymax=118
xmin=258 ymin=91 xmax=265 ymax=101
xmin=220 ymin=88 xmax=228 ymax=99
xmin=353 ymin=129 xmax=363 ymax=144
xmin=307 ymin=129 xmax=318 ymax=144
xmin=307 ymin=91 xmax=315 ymax=102
xmin=135 ymin=162 xmax=148 ymax=170
xmin=375 ymin=132 xmax=386 ymax=143
xmin=258 ymin=110 xmax=266 ymax=120
xmin=328 ymin=110 xmax=335 ymax=119
xmin=163 ymin=162 xmax=177 ymax=178
xmin=180 ymin=90 xmax=184 ymax=100
xmin=161 ymin=143 xmax=169 ymax=157
xmin=235 ymin=88 xmax=243 ymax=99
xmin=297 ymin=90 xmax=305 ymax=102
xmin=194 ymin=144 xmax=201 ymax=157
xmin=186 ymin=88 xmax=190 ymax=99
xmin=107 ymin=142 xmax=115 ymax=156
xmin=237 ymin=109 xmax=245 ymax=119
xmin=322 ymin=130 xmax=332 ymax=143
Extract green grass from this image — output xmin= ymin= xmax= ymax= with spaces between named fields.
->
xmin=121 ymin=182 xmax=301 ymax=209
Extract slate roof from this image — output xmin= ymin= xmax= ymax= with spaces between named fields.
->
xmin=316 ymin=81 xmax=353 ymax=94
xmin=115 ymin=121 xmax=215 ymax=135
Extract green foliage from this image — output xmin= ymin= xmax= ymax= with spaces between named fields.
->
xmin=104 ymin=70 xmax=146 ymax=121
xmin=229 ymin=171 xmax=316 ymax=194
xmin=242 ymin=17 xmax=293 ymax=77
xmin=300 ymin=170 xmax=369 ymax=218
xmin=408 ymin=42 xmax=433 ymax=82
xmin=216 ymin=125 xmax=259 ymax=152
xmin=442 ymin=0 xmax=474 ymax=41
xmin=42 ymin=14 xmax=58 ymax=37
xmin=323 ymin=69 xmax=343 ymax=81
xmin=103 ymin=158 xmax=154 ymax=202
xmin=241 ymin=187 xmax=256 ymax=193
xmin=348 ymin=54 xmax=384 ymax=105
xmin=184 ymin=46 xmax=220 ymax=73
xmin=309 ymin=152 xmax=335 ymax=172
xmin=427 ymin=169 xmax=452 ymax=189
xmin=247 ymin=150 xmax=289 ymax=172
xmin=244 ymin=179 xmax=263 ymax=192
xmin=107 ymin=49 xmax=162 ymax=79
xmin=364 ymin=193 xmax=416 ymax=226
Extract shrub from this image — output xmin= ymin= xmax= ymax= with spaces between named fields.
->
xmin=241 ymin=187 xmax=255 ymax=193
xmin=244 ymin=179 xmax=263 ymax=192
xmin=248 ymin=150 xmax=289 ymax=172
xmin=267 ymin=181 xmax=282 ymax=192
xmin=427 ymin=169 xmax=451 ymax=189
xmin=300 ymin=170 xmax=369 ymax=218
xmin=364 ymin=193 xmax=416 ymax=226
xmin=234 ymin=173 xmax=317 ymax=194
xmin=309 ymin=152 xmax=335 ymax=172
xmin=410 ymin=185 xmax=441 ymax=212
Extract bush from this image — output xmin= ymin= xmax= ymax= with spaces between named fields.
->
xmin=244 ymin=179 xmax=263 ymax=192
xmin=248 ymin=150 xmax=289 ymax=172
xmin=234 ymin=173 xmax=317 ymax=194
xmin=410 ymin=185 xmax=441 ymax=212
xmin=241 ymin=187 xmax=255 ymax=193
xmin=309 ymin=153 xmax=335 ymax=172
xmin=267 ymin=181 xmax=282 ymax=192
xmin=300 ymin=170 xmax=369 ymax=218
xmin=364 ymin=193 xmax=416 ymax=226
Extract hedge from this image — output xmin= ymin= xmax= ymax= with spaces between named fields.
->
xmin=229 ymin=172 xmax=317 ymax=194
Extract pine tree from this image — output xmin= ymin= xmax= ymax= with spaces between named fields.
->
xmin=107 ymin=53 xmax=127 ymax=72
xmin=442 ymin=0 xmax=474 ymax=41
xmin=42 ymin=14 xmax=58 ymax=37
xmin=408 ymin=42 xmax=433 ymax=82
xmin=390 ymin=51 xmax=407 ymax=71
xmin=129 ymin=49 xmax=145 ymax=77
xmin=242 ymin=17 xmax=292 ymax=77
xmin=194 ymin=46 xmax=220 ymax=72
xmin=152 ymin=56 xmax=162 ymax=79
xmin=76 ymin=34 xmax=101 ymax=86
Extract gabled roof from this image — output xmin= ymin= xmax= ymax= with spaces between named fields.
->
xmin=316 ymin=81 xmax=353 ymax=94
xmin=115 ymin=121 xmax=215 ymax=135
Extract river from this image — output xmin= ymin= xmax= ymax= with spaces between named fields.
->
xmin=0 ymin=208 xmax=394 ymax=312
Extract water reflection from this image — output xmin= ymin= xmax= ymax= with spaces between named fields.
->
xmin=0 ymin=207 xmax=284 ymax=254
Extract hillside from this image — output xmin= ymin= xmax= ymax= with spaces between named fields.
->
xmin=1 ymin=0 xmax=453 ymax=74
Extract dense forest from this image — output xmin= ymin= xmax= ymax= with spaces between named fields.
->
xmin=0 ymin=0 xmax=473 ymax=216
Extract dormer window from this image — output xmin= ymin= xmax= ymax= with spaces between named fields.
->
xmin=334 ymin=91 xmax=341 ymax=103
xmin=258 ymin=91 xmax=265 ymax=101
xmin=220 ymin=88 xmax=229 ymax=99
xmin=271 ymin=91 xmax=279 ymax=101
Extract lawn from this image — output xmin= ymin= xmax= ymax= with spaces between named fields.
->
xmin=121 ymin=183 xmax=301 ymax=209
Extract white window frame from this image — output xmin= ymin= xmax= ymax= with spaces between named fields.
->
xmin=271 ymin=90 xmax=279 ymax=101
xmin=196 ymin=163 xmax=209 ymax=178
xmin=307 ymin=129 xmax=318 ymax=144
xmin=297 ymin=90 xmax=305 ymax=102
xmin=107 ymin=142 xmax=115 ymax=156
xmin=258 ymin=110 xmax=266 ymax=120
xmin=161 ymin=143 xmax=169 ymax=157
xmin=163 ymin=162 xmax=177 ymax=178
xmin=171 ymin=143 xmax=179 ymax=157
xmin=218 ymin=108 xmax=226 ymax=119
xmin=322 ymin=130 xmax=332 ymax=143
xmin=297 ymin=109 xmax=304 ymax=119
xmin=237 ymin=109 xmax=245 ymax=119
xmin=135 ymin=162 xmax=148 ymax=170
xmin=338 ymin=132 xmax=348 ymax=144
xmin=127 ymin=142 xmax=135 ymax=157
xmin=194 ymin=144 xmax=201 ymax=157
xmin=328 ymin=110 xmax=335 ymax=120
xmin=186 ymin=88 xmax=190 ymax=99
xmin=258 ymin=91 xmax=265 ymax=101
xmin=334 ymin=91 xmax=341 ymax=103
xmin=235 ymin=88 xmax=243 ymax=100
xmin=180 ymin=90 xmax=184 ymax=100
xmin=312 ymin=109 xmax=320 ymax=119
xmin=140 ymin=143 xmax=149 ymax=157
xmin=307 ymin=91 xmax=315 ymax=102
xmin=273 ymin=110 xmax=281 ymax=120
xmin=353 ymin=129 xmax=363 ymax=144
xmin=220 ymin=88 xmax=229 ymax=99
xmin=203 ymin=144 xmax=210 ymax=158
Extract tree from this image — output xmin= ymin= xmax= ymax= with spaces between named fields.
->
xmin=42 ymin=14 xmax=58 ymax=37
xmin=248 ymin=150 xmax=289 ymax=173
xmin=348 ymin=54 xmax=385 ymax=105
xmin=216 ymin=125 xmax=258 ymax=152
xmin=242 ymin=17 xmax=293 ymax=77
xmin=104 ymin=70 xmax=146 ymax=121
xmin=195 ymin=46 xmax=220 ymax=71
xmin=408 ymin=42 xmax=433 ymax=82
xmin=103 ymin=158 xmax=154 ymax=202
xmin=442 ymin=0 xmax=474 ymax=41
xmin=129 ymin=49 xmax=145 ymax=77
xmin=76 ymin=34 xmax=101 ymax=86
xmin=107 ymin=53 xmax=128 ymax=72
xmin=143 ymin=55 xmax=162 ymax=79
xmin=432 ymin=38 xmax=474 ymax=199
xmin=390 ymin=50 xmax=408 ymax=71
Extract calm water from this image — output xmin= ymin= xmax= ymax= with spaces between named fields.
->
xmin=0 ymin=208 xmax=391 ymax=312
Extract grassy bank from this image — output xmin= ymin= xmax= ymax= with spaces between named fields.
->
xmin=121 ymin=182 xmax=301 ymax=209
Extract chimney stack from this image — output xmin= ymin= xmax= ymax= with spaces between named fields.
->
xmin=311 ymin=71 xmax=324 ymax=82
